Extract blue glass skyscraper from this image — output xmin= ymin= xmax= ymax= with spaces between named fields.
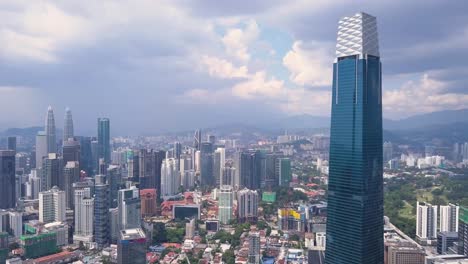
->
xmin=325 ymin=12 xmax=383 ymax=264
xmin=98 ymin=118 xmax=111 ymax=164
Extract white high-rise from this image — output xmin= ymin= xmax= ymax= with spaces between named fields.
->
xmin=63 ymin=107 xmax=74 ymax=141
xmin=439 ymin=203 xmax=459 ymax=232
xmin=416 ymin=201 xmax=438 ymax=243
xmin=39 ymin=186 xmax=66 ymax=224
xmin=45 ymin=106 xmax=56 ymax=154
xmin=74 ymin=188 xmax=94 ymax=243
xmin=161 ymin=158 xmax=180 ymax=197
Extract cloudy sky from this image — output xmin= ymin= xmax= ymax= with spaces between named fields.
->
xmin=1 ymin=0 xmax=467 ymax=135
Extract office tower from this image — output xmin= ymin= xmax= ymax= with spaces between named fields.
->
xmin=63 ymin=108 xmax=74 ymax=141
xmin=437 ymin=231 xmax=458 ymax=255
xmin=383 ymin=142 xmax=393 ymax=162
xmin=213 ymin=147 xmax=225 ymax=186
xmin=0 ymin=232 xmax=7 ymax=264
xmin=208 ymin=135 xmax=216 ymax=145
xmin=62 ymin=138 xmax=80 ymax=165
xmin=140 ymin=189 xmax=157 ymax=218
xmin=73 ymin=188 xmax=94 ymax=244
xmin=440 ymin=203 xmax=459 ymax=233
xmin=108 ymin=165 xmax=122 ymax=208
xmin=109 ymin=208 xmax=119 ymax=244
xmin=63 ymin=161 xmax=80 ymax=209
xmin=118 ymin=186 xmax=141 ymax=230
xmin=182 ymin=170 xmax=195 ymax=190
xmin=91 ymin=140 xmax=99 ymax=174
xmin=42 ymin=153 xmax=63 ymax=191
xmin=127 ymin=151 xmax=139 ymax=181
xmin=458 ymin=206 xmax=468 ymax=255
xmin=222 ymin=166 xmax=235 ymax=188
xmin=94 ymin=184 xmax=110 ymax=247
xmin=325 ymin=12 xmax=383 ymax=264
xmin=277 ymin=158 xmax=291 ymax=187
xmin=99 ymin=158 xmax=107 ymax=175
xmin=7 ymin=137 xmax=16 ymax=152
xmin=218 ymin=185 xmax=233 ymax=224
xmin=35 ymin=131 xmax=47 ymax=169
xmin=98 ymin=118 xmax=111 ymax=164
xmin=200 ymin=142 xmax=214 ymax=186
xmin=173 ymin=142 xmax=182 ymax=164
xmin=77 ymin=136 xmax=92 ymax=175
xmin=38 ymin=186 xmax=66 ymax=223
xmin=0 ymin=150 xmax=16 ymax=209
xmin=416 ymin=201 xmax=438 ymax=243
xmin=7 ymin=211 xmax=22 ymax=238
xmin=138 ymin=149 xmax=165 ymax=193
xmin=161 ymin=158 xmax=180 ymax=197
xmin=265 ymin=152 xmax=281 ymax=189
xmin=45 ymin=106 xmax=56 ymax=154
xmin=239 ymin=150 xmax=265 ymax=190
xmin=117 ymin=228 xmax=147 ymax=264
xmin=248 ymin=232 xmax=261 ymax=264
xmin=237 ymin=188 xmax=258 ymax=223
xmin=194 ymin=129 xmax=202 ymax=151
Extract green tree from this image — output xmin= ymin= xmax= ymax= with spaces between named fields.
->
xmin=153 ymin=222 xmax=168 ymax=243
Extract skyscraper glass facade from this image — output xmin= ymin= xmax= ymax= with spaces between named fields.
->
xmin=325 ymin=12 xmax=384 ymax=264
xmin=98 ymin=118 xmax=111 ymax=164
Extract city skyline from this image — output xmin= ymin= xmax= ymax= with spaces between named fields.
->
xmin=0 ymin=1 xmax=467 ymax=134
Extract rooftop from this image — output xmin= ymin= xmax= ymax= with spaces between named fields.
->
xmin=120 ymin=228 xmax=146 ymax=241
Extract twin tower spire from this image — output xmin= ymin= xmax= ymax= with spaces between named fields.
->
xmin=45 ymin=106 xmax=74 ymax=154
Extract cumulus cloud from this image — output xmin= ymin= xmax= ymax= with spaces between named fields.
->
xmin=199 ymin=55 xmax=249 ymax=79
xmin=232 ymin=71 xmax=284 ymax=99
xmin=283 ymin=41 xmax=333 ymax=87
xmin=384 ymin=74 xmax=468 ymax=118
xmin=0 ymin=2 xmax=89 ymax=62
xmin=222 ymin=20 xmax=259 ymax=62
xmin=280 ymin=88 xmax=331 ymax=115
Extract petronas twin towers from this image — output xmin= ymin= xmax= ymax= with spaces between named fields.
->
xmin=44 ymin=106 xmax=74 ymax=154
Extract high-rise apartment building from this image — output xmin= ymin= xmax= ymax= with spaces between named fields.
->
xmin=73 ymin=188 xmax=94 ymax=244
xmin=97 ymin=118 xmax=111 ymax=164
xmin=325 ymin=12 xmax=384 ymax=264
xmin=138 ymin=149 xmax=165 ymax=191
xmin=218 ymin=185 xmax=233 ymax=224
xmin=416 ymin=201 xmax=438 ymax=244
xmin=63 ymin=108 xmax=74 ymax=141
xmin=39 ymin=186 xmax=66 ymax=223
xmin=237 ymin=188 xmax=258 ymax=223
xmin=0 ymin=150 xmax=16 ymax=209
xmin=440 ymin=203 xmax=459 ymax=233
xmin=222 ymin=166 xmax=236 ymax=188
xmin=45 ymin=106 xmax=56 ymax=154
xmin=239 ymin=150 xmax=265 ymax=190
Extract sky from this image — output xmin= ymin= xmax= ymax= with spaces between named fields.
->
xmin=1 ymin=0 xmax=468 ymax=135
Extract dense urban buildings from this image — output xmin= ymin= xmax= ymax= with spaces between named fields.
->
xmin=325 ymin=12 xmax=384 ymax=264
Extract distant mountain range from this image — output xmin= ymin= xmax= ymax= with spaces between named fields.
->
xmin=2 ymin=109 xmax=468 ymax=142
